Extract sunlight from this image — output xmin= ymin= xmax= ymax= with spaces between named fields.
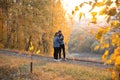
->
xmin=61 ymin=0 xmax=94 ymax=15
xmin=80 ymin=4 xmax=91 ymax=13
xmin=92 ymin=6 xmax=107 ymax=20
xmin=62 ymin=0 xmax=83 ymax=14
xmin=61 ymin=0 xmax=110 ymax=21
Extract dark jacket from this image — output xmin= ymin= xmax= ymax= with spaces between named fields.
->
xmin=59 ymin=34 xmax=64 ymax=45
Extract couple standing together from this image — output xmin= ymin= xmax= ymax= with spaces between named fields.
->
xmin=53 ymin=30 xmax=66 ymax=61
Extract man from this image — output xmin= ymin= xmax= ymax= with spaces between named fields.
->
xmin=58 ymin=30 xmax=66 ymax=60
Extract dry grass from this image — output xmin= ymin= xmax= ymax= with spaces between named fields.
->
xmin=0 ymin=53 xmax=111 ymax=80
xmin=34 ymin=62 xmax=111 ymax=80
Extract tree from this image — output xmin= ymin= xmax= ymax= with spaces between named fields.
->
xmin=73 ymin=0 xmax=120 ymax=79
xmin=0 ymin=0 xmax=71 ymax=56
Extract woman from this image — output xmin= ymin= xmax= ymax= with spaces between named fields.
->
xmin=53 ymin=32 xmax=61 ymax=61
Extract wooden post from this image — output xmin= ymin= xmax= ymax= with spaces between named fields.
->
xmin=30 ymin=53 xmax=33 ymax=73
xmin=30 ymin=61 xmax=33 ymax=73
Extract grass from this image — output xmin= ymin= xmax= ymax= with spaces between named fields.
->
xmin=0 ymin=53 xmax=111 ymax=80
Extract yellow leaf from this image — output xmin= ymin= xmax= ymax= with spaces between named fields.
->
xmin=104 ymin=43 xmax=109 ymax=48
xmin=104 ymin=27 xmax=111 ymax=32
xmin=102 ymin=50 xmax=109 ymax=61
xmin=102 ymin=55 xmax=107 ymax=61
xmin=110 ymin=54 xmax=117 ymax=61
xmin=29 ymin=42 xmax=34 ymax=52
xmin=108 ymin=7 xmax=117 ymax=16
xmin=116 ymin=47 xmax=120 ymax=52
xmin=95 ymin=31 xmax=102 ymax=40
xmin=29 ymin=46 xmax=34 ymax=51
xmin=75 ymin=6 xmax=79 ymax=11
xmin=91 ymin=17 xmax=97 ymax=23
xmin=91 ymin=12 xmax=97 ymax=17
xmin=111 ymin=21 xmax=120 ymax=28
xmin=104 ymin=50 xmax=109 ymax=55
xmin=115 ymin=56 xmax=120 ymax=66
xmin=36 ymin=49 xmax=41 ymax=54
xmin=96 ymin=2 xmax=104 ymax=7
xmin=100 ymin=37 xmax=104 ymax=44
xmin=114 ymin=47 xmax=120 ymax=56
xmin=72 ymin=10 xmax=74 ymax=15
xmin=105 ymin=0 xmax=113 ymax=6
xmin=94 ymin=45 xmax=99 ymax=51
xmin=99 ymin=8 xmax=106 ymax=15
xmin=106 ymin=59 xmax=112 ymax=64
xmin=111 ymin=33 xmax=120 ymax=46
xmin=116 ymin=1 xmax=120 ymax=6
xmin=79 ymin=12 xmax=82 ymax=19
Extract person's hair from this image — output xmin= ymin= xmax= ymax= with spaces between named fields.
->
xmin=58 ymin=30 xmax=62 ymax=33
xmin=54 ymin=32 xmax=58 ymax=37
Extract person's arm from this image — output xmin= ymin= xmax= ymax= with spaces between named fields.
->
xmin=57 ymin=37 xmax=61 ymax=43
xmin=60 ymin=34 xmax=64 ymax=40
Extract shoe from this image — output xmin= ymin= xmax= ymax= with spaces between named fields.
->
xmin=63 ymin=58 xmax=67 ymax=61
xmin=57 ymin=59 xmax=60 ymax=62
xmin=53 ymin=59 xmax=58 ymax=62
xmin=59 ymin=58 xmax=62 ymax=61
xmin=54 ymin=59 xmax=60 ymax=62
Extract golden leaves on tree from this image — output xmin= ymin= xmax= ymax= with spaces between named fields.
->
xmin=71 ymin=0 xmax=120 ymax=79
xmin=104 ymin=43 xmax=109 ymax=48
xmin=115 ymin=56 xmax=120 ymax=66
xmin=111 ymin=33 xmax=120 ymax=46
xmin=105 ymin=0 xmax=113 ymax=6
xmin=94 ymin=45 xmax=99 ymax=51
xmin=95 ymin=27 xmax=110 ymax=40
xmin=91 ymin=17 xmax=97 ymax=23
xmin=91 ymin=12 xmax=97 ymax=17
xmin=110 ymin=47 xmax=120 ymax=62
xmin=99 ymin=7 xmax=107 ymax=15
xmin=79 ymin=12 xmax=83 ymax=19
xmin=102 ymin=50 xmax=109 ymax=62
xmin=75 ymin=6 xmax=79 ymax=11
xmin=116 ymin=0 xmax=120 ymax=6
xmin=36 ymin=49 xmax=41 ymax=54
xmin=72 ymin=10 xmax=74 ymax=15
xmin=111 ymin=21 xmax=120 ymax=28
xmin=29 ymin=42 xmax=34 ymax=52
xmin=108 ymin=7 xmax=117 ymax=16
xmin=91 ymin=12 xmax=97 ymax=23
xmin=95 ymin=2 xmax=104 ymax=7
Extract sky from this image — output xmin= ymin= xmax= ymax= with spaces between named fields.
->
xmin=61 ymin=0 xmax=116 ymax=22
xmin=61 ymin=0 xmax=101 ymax=21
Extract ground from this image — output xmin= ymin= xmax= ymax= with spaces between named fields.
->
xmin=0 ymin=50 xmax=112 ymax=80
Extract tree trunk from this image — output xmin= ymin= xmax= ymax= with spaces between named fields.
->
xmin=0 ymin=0 xmax=5 ymax=43
xmin=25 ymin=36 xmax=32 ymax=51
xmin=4 ymin=0 xmax=10 ymax=48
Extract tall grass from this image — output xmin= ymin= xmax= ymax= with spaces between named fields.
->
xmin=0 ymin=54 xmax=111 ymax=80
xmin=34 ymin=62 xmax=111 ymax=80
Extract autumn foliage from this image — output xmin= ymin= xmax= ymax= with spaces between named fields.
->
xmin=72 ymin=0 xmax=120 ymax=79
xmin=0 ymin=0 xmax=72 ymax=55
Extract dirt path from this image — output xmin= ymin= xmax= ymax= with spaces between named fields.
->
xmin=0 ymin=50 xmax=112 ymax=69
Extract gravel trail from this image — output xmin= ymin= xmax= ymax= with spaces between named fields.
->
xmin=0 ymin=50 xmax=112 ymax=69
